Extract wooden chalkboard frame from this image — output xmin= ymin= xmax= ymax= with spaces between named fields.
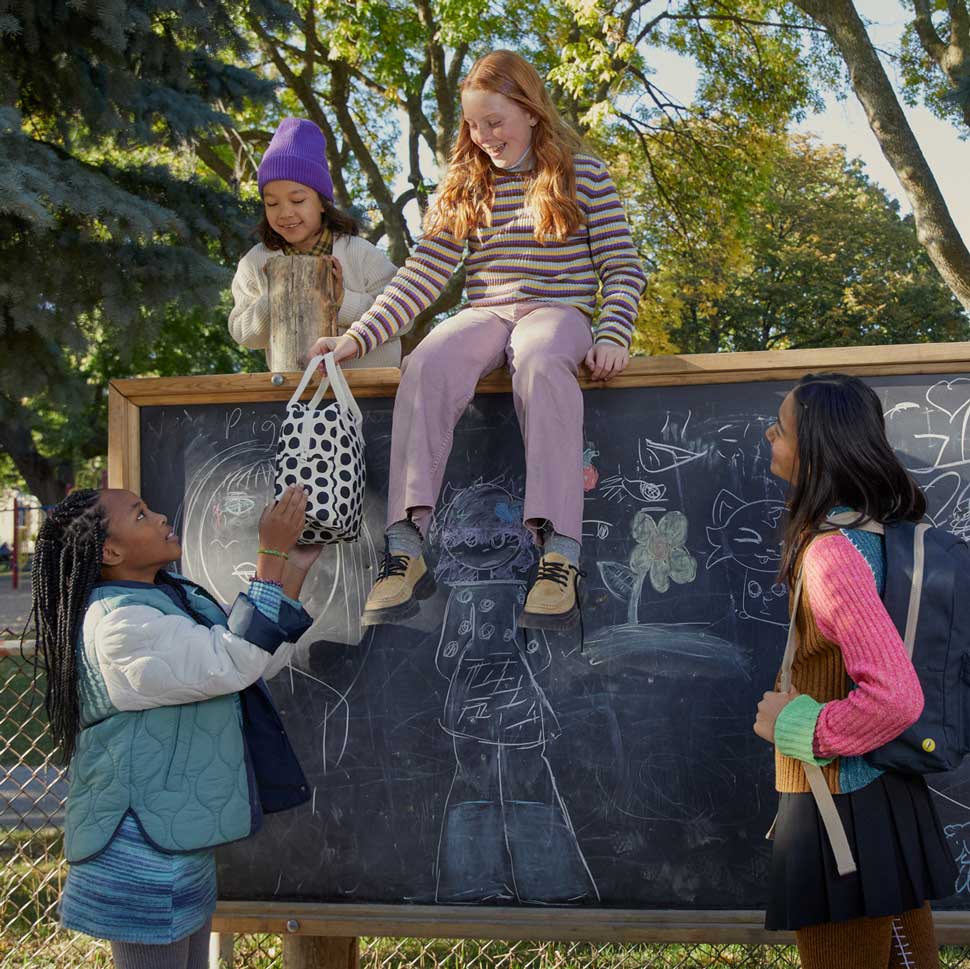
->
xmin=107 ymin=341 xmax=970 ymax=944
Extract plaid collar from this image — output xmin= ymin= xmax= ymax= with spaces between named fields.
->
xmin=282 ymin=226 xmax=333 ymax=256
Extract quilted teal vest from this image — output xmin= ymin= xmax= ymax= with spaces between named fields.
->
xmin=65 ymin=581 xmax=256 ymax=863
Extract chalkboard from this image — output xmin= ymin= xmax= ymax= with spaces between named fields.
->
xmin=121 ymin=355 xmax=970 ymax=923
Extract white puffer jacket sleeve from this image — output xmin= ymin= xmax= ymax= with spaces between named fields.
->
xmin=85 ymin=601 xmax=297 ymax=712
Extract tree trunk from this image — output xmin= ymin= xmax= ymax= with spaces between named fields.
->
xmin=793 ymin=0 xmax=970 ymax=311
xmin=265 ymin=255 xmax=342 ymax=371
xmin=0 ymin=399 xmax=74 ymax=506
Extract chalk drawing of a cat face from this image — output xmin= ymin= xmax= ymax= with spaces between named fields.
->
xmin=706 ymin=490 xmax=784 ymax=574
xmin=706 ymin=491 xmax=787 ymax=624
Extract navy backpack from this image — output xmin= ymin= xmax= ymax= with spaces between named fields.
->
xmin=866 ymin=518 xmax=970 ymax=774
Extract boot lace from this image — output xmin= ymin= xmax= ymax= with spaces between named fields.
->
xmin=377 ymin=550 xmax=410 ymax=581
xmin=536 ymin=558 xmax=573 ymax=588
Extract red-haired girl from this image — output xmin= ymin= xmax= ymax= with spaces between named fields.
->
xmin=309 ymin=50 xmax=646 ymax=630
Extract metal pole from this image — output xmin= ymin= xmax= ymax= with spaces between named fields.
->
xmin=11 ymin=497 xmax=18 ymax=591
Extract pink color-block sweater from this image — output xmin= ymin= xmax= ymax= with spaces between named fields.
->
xmin=773 ymin=527 xmax=924 ymax=794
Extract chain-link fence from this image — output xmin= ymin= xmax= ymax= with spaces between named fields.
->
xmin=5 ymin=648 xmax=970 ymax=968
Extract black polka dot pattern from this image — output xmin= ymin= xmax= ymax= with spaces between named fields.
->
xmin=274 ymin=400 xmax=366 ymax=544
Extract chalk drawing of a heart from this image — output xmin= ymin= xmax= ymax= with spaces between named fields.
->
xmin=925 ymin=378 xmax=970 ymax=420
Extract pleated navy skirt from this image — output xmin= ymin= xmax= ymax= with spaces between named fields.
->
xmin=765 ymin=772 xmax=958 ymax=931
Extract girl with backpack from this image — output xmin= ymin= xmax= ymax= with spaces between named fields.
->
xmin=306 ymin=50 xmax=646 ymax=630
xmin=755 ymin=372 xmax=956 ymax=968
xmin=30 ymin=484 xmax=318 ymax=969
xmin=229 ymin=117 xmax=406 ymax=369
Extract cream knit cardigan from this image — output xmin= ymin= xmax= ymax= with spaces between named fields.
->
xmin=228 ymin=236 xmax=405 ymax=370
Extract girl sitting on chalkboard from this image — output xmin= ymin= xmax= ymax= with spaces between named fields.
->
xmin=754 ymin=373 xmax=956 ymax=968
xmin=28 ymin=484 xmax=319 ymax=969
xmin=306 ymin=50 xmax=646 ymax=630
xmin=229 ymin=116 xmax=407 ymax=369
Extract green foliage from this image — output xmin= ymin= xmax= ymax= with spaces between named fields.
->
xmin=622 ymin=127 xmax=969 ymax=354
xmin=0 ymin=0 xmax=273 ymax=501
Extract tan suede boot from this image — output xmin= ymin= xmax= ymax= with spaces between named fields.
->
xmin=518 ymin=552 xmax=582 ymax=630
xmin=361 ymin=551 xmax=436 ymax=626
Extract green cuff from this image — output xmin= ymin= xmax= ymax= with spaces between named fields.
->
xmin=774 ymin=694 xmax=835 ymax=766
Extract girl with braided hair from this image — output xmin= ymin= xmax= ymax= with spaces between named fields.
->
xmin=29 ymin=485 xmax=320 ymax=969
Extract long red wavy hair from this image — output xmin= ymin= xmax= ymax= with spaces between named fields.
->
xmin=424 ymin=50 xmax=585 ymax=243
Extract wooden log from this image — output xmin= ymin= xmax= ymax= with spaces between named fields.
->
xmin=207 ymin=931 xmax=234 ymax=968
xmin=283 ymin=934 xmax=359 ymax=969
xmin=266 ymin=254 xmax=342 ymax=371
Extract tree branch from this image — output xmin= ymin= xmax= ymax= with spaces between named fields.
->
xmin=794 ymin=0 xmax=970 ymax=310
xmin=912 ymin=0 xmax=949 ymax=63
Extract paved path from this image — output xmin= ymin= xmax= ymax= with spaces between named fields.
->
xmin=0 ymin=763 xmax=66 ymax=829
xmin=0 ymin=573 xmax=33 ymax=642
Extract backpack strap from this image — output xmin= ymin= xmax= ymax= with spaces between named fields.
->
xmin=902 ymin=523 xmax=930 ymax=658
xmin=772 ymin=517 xmax=930 ymax=877
xmin=776 ymin=567 xmax=858 ymax=876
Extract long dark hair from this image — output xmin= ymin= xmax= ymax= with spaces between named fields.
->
xmin=29 ymin=490 xmax=107 ymax=764
xmin=29 ymin=491 xmax=214 ymax=764
xmin=257 ymin=195 xmax=360 ymax=250
xmin=780 ymin=372 xmax=926 ymax=587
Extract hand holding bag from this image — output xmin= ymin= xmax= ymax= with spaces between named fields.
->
xmin=273 ymin=352 xmax=366 ymax=544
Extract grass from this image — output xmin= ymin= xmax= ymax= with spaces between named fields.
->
xmin=0 ymin=657 xmax=54 ymax=767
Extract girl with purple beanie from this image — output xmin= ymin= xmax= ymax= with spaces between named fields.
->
xmin=229 ymin=117 xmax=408 ymax=368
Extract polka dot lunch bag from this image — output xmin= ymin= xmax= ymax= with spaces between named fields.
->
xmin=273 ymin=352 xmax=366 ymax=544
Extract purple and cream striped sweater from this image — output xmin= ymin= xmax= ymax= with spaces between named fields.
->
xmin=347 ymin=154 xmax=647 ymax=356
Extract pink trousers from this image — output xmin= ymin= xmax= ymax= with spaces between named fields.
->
xmin=387 ymin=302 xmax=593 ymax=544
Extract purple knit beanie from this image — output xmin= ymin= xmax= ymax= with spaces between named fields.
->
xmin=258 ymin=118 xmax=334 ymax=201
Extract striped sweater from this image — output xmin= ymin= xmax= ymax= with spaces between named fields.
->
xmin=773 ymin=528 xmax=924 ymax=795
xmin=347 ymin=154 xmax=646 ymax=356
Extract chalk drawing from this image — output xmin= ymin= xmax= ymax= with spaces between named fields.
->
xmin=430 ymin=481 xmax=598 ymax=904
xmin=706 ymin=489 xmax=787 ymax=626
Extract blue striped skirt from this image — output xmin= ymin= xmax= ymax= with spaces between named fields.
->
xmin=60 ymin=813 xmax=217 ymax=944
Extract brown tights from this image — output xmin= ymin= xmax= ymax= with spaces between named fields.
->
xmin=795 ymin=903 xmax=939 ymax=969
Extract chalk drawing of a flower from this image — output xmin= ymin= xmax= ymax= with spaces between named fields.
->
xmin=598 ymin=510 xmax=698 ymax=625
xmin=631 ymin=510 xmax=697 ymax=596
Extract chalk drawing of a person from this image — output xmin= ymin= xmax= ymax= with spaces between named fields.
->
xmin=431 ymin=479 xmax=599 ymax=903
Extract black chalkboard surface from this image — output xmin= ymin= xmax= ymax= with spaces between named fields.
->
xmin=135 ymin=370 xmax=970 ymax=914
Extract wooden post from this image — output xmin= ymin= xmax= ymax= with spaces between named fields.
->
xmin=283 ymin=934 xmax=359 ymax=969
xmin=265 ymin=254 xmax=342 ymax=371
xmin=208 ymin=931 xmax=235 ymax=968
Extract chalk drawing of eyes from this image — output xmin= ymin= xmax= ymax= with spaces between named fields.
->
xmin=222 ymin=492 xmax=256 ymax=517
xmin=526 ymin=639 xmax=540 ymax=653
xmin=770 ymin=583 xmax=786 ymax=598
xmin=232 ymin=562 xmax=256 ymax=582
xmin=479 ymin=598 xmax=495 ymax=612
xmin=458 ymin=620 xmax=472 ymax=635
xmin=457 ymin=589 xmax=474 ymax=604
xmin=480 ymin=623 xmax=495 ymax=640
xmin=600 ymin=474 xmax=667 ymax=505
xmin=443 ymin=641 xmax=459 ymax=658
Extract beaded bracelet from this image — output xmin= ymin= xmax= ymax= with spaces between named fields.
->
xmin=253 ymin=577 xmax=284 ymax=588
xmin=258 ymin=547 xmax=289 ymax=560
